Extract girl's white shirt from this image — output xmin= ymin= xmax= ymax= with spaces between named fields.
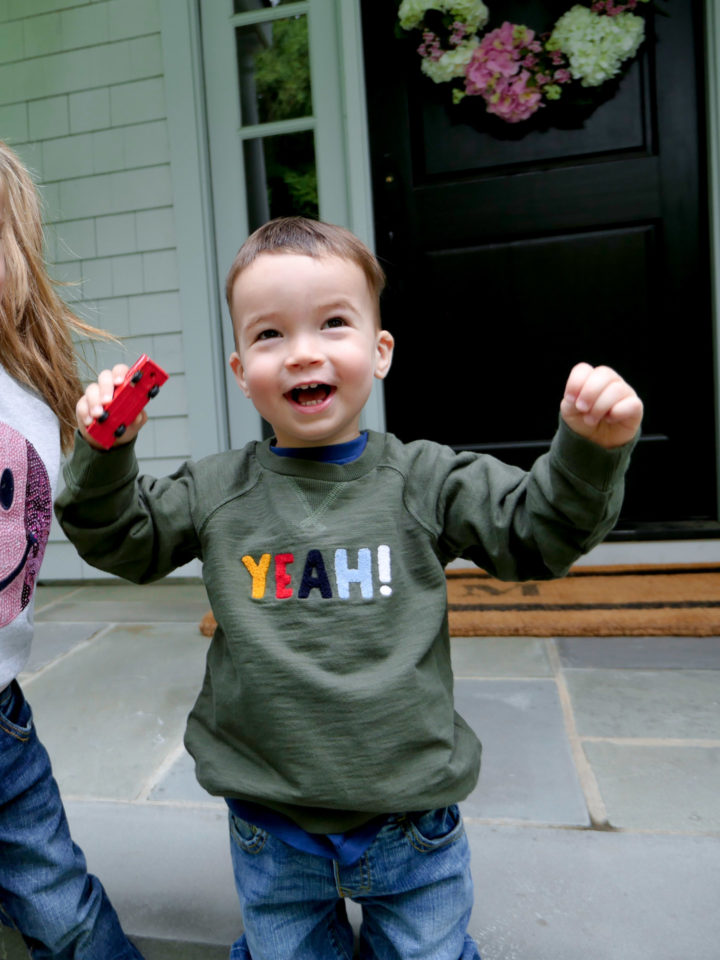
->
xmin=0 ymin=365 xmax=60 ymax=689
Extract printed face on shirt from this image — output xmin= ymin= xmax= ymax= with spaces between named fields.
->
xmin=0 ymin=423 xmax=52 ymax=627
xmin=229 ymin=253 xmax=394 ymax=448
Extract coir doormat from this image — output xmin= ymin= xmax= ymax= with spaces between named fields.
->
xmin=446 ymin=564 xmax=720 ymax=637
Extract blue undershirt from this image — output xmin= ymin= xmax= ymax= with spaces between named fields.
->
xmin=225 ymin=430 xmax=385 ymax=866
xmin=269 ymin=430 xmax=368 ymax=465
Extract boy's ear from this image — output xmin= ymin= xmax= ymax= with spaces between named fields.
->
xmin=374 ymin=329 xmax=394 ymax=381
xmin=229 ymin=351 xmax=250 ymax=397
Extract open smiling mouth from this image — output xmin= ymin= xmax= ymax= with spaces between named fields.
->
xmin=286 ymin=383 xmax=335 ymax=407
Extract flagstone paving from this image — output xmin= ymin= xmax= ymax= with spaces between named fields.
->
xmin=1 ymin=581 xmax=719 ymax=960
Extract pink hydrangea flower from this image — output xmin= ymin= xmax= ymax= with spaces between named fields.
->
xmin=592 ymin=0 xmax=639 ymax=13
xmin=466 ymin=23 xmax=516 ymax=91
xmin=487 ymin=71 xmax=543 ymax=122
xmin=450 ymin=21 xmax=468 ymax=46
xmin=465 ymin=22 xmax=544 ymax=122
xmin=418 ymin=30 xmax=443 ymax=62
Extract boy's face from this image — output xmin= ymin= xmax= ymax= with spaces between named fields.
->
xmin=229 ymin=253 xmax=394 ymax=448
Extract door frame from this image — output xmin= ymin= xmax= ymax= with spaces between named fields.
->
xmin=160 ymin=0 xmax=229 ymax=459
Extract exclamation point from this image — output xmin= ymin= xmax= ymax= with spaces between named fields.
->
xmin=378 ymin=545 xmax=392 ymax=597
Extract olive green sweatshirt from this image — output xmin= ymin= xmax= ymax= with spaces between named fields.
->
xmin=56 ymin=424 xmax=634 ymax=833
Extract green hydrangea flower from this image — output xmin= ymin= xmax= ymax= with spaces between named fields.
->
xmin=398 ymin=0 xmax=490 ymax=33
xmin=421 ymin=39 xmax=480 ymax=83
xmin=547 ymin=5 xmax=645 ymax=88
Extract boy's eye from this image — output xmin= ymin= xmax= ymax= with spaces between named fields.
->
xmin=324 ymin=317 xmax=346 ymax=329
xmin=257 ymin=329 xmax=280 ymax=341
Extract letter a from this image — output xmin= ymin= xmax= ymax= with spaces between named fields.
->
xmin=299 ymin=549 xmax=333 ymax=598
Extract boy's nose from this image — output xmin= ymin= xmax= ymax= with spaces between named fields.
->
xmin=285 ymin=334 xmax=324 ymax=369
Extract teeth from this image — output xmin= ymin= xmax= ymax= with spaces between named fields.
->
xmin=290 ymin=383 xmax=330 ymax=407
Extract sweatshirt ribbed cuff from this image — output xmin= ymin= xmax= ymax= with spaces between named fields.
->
xmin=551 ymin=419 xmax=638 ymax=493
xmin=63 ymin=430 xmax=139 ymax=493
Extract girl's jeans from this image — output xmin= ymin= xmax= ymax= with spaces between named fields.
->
xmin=229 ymin=804 xmax=481 ymax=960
xmin=0 ymin=681 xmax=144 ymax=960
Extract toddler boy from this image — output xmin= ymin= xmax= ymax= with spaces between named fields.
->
xmin=56 ymin=216 xmax=642 ymax=960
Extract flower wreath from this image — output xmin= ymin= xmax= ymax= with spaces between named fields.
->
xmin=397 ymin=0 xmax=654 ymax=124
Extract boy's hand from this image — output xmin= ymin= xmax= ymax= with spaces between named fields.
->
xmin=561 ymin=362 xmax=643 ymax=449
xmin=76 ymin=365 xmax=148 ymax=450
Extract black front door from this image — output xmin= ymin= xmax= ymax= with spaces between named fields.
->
xmin=361 ymin=0 xmax=716 ymax=536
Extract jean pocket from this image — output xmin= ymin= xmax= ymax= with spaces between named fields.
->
xmin=229 ymin=813 xmax=268 ymax=855
xmin=0 ymin=682 xmax=33 ymax=743
xmin=402 ymin=805 xmax=464 ymax=853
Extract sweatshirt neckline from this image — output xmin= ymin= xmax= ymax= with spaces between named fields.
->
xmin=254 ymin=430 xmax=385 ymax=480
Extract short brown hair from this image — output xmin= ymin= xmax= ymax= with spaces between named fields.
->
xmin=225 ymin=216 xmax=386 ymax=322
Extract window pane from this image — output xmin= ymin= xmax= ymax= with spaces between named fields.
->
xmin=243 ymin=130 xmax=318 ymax=233
xmin=236 ymin=14 xmax=311 ymax=126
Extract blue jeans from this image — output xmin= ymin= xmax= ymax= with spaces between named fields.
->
xmin=0 ymin=681 xmax=144 ymax=959
xmin=229 ymin=804 xmax=481 ymax=960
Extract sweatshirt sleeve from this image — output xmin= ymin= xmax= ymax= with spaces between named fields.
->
xmin=54 ymin=432 xmax=201 ymax=583
xmin=434 ymin=419 xmax=636 ymax=580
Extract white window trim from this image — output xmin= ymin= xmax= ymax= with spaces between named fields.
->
xmin=160 ymin=0 xmax=229 ymax=458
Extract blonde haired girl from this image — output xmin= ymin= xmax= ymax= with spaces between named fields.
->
xmin=0 ymin=140 xmax=144 ymax=959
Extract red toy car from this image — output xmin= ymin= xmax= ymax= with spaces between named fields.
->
xmin=86 ymin=354 xmax=168 ymax=450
